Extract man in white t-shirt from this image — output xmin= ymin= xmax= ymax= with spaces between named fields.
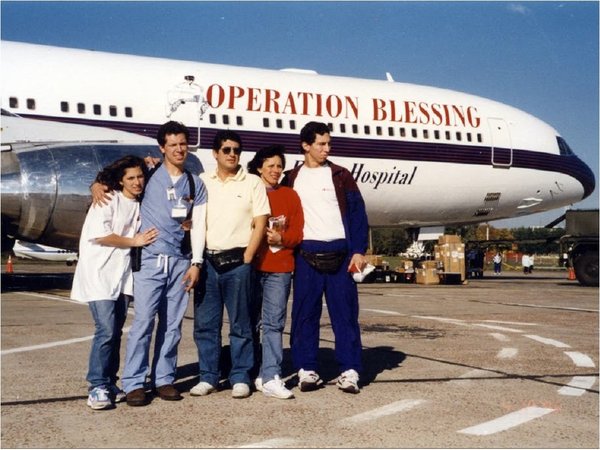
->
xmin=282 ymin=121 xmax=369 ymax=394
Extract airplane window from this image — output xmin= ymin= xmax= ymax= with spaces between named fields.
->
xmin=423 ymin=130 xmax=429 ymax=139
xmin=78 ymin=103 xmax=86 ymax=114
xmin=364 ymin=125 xmax=371 ymax=135
xmin=445 ymin=131 xmax=451 ymax=140
xmin=411 ymin=129 xmax=417 ymax=138
xmin=376 ymin=126 xmax=382 ymax=136
xmin=400 ymin=128 xmax=406 ymax=137
xmin=263 ymin=118 xmax=270 ymax=128
xmin=477 ymin=133 xmax=483 ymax=143
xmin=388 ymin=127 xmax=394 ymax=137
xmin=289 ymin=119 xmax=295 ymax=129
xmin=125 ymin=107 xmax=133 ymax=118
xmin=9 ymin=97 xmax=18 ymax=108
xmin=223 ymin=115 xmax=230 ymax=125
xmin=93 ymin=104 xmax=101 ymax=115
xmin=61 ymin=102 xmax=69 ymax=113
xmin=352 ymin=124 xmax=358 ymax=134
xmin=328 ymin=122 xmax=334 ymax=132
xmin=340 ymin=123 xmax=346 ymax=133
xmin=209 ymin=114 xmax=216 ymax=124
xmin=466 ymin=132 xmax=472 ymax=142
xmin=434 ymin=130 xmax=440 ymax=140
xmin=109 ymin=106 xmax=117 ymax=117
xmin=456 ymin=132 xmax=462 ymax=141
xmin=276 ymin=119 xmax=283 ymax=129
xmin=27 ymin=99 xmax=36 ymax=110
xmin=237 ymin=116 xmax=244 ymax=126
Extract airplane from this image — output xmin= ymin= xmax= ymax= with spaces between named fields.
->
xmin=12 ymin=239 xmax=78 ymax=265
xmin=1 ymin=40 xmax=595 ymax=251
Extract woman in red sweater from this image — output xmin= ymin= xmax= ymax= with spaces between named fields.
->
xmin=247 ymin=145 xmax=304 ymax=399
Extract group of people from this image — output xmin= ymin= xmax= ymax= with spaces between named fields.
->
xmin=71 ymin=120 xmax=369 ymax=410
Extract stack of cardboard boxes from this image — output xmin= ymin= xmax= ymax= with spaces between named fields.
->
xmin=434 ymin=235 xmax=466 ymax=282
xmin=415 ymin=260 xmax=440 ymax=285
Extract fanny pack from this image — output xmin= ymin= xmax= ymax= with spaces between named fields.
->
xmin=300 ymin=249 xmax=347 ymax=274
xmin=205 ymin=247 xmax=246 ymax=274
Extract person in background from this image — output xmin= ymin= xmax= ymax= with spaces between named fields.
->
xmin=522 ymin=253 xmax=531 ymax=274
xmin=71 ymin=155 xmax=158 ymax=410
xmin=282 ymin=121 xmax=369 ymax=394
xmin=529 ymin=254 xmax=535 ymax=273
xmin=247 ymin=145 xmax=304 ymax=399
xmin=191 ymin=130 xmax=270 ymax=399
xmin=493 ymin=252 xmax=502 ymax=275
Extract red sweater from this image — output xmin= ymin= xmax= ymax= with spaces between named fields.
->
xmin=253 ymin=186 xmax=304 ymax=273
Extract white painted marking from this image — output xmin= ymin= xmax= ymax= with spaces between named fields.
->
xmin=524 ymin=335 xmax=571 ymax=348
xmin=498 ymin=302 xmax=598 ymax=313
xmin=449 ymin=369 xmax=496 ymax=385
xmin=18 ymin=291 xmax=81 ymax=304
xmin=362 ymin=308 xmax=404 ymax=316
xmin=340 ymin=399 xmax=425 ymax=424
xmin=489 ymin=333 xmax=510 ymax=342
xmin=481 ymin=320 xmax=537 ymax=326
xmin=458 ymin=406 xmax=555 ymax=436
xmin=496 ymin=347 xmax=518 ymax=359
xmin=564 ymin=351 xmax=596 ymax=368
xmin=237 ymin=438 xmax=298 ymax=448
xmin=558 ymin=376 xmax=597 ymax=396
xmin=1 ymin=326 xmax=132 ymax=355
xmin=473 ymin=323 xmax=523 ymax=333
xmin=412 ymin=315 xmax=467 ymax=325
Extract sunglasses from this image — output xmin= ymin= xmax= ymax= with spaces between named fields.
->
xmin=220 ymin=146 xmax=241 ymax=155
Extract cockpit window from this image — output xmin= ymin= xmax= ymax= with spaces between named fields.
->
xmin=557 ymin=136 xmax=575 ymax=156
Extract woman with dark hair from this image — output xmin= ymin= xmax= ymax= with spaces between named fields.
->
xmin=247 ymin=145 xmax=304 ymax=399
xmin=71 ymin=155 xmax=158 ymax=410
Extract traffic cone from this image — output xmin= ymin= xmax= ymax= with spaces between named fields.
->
xmin=567 ymin=267 xmax=576 ymax=281
xmin=6 ymin=255 xmax=14 ymax=273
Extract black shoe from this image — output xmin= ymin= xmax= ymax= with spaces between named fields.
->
xmin=126 ymin=388 xmax=148 ymax=407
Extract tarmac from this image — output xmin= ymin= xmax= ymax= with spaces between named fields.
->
xmin=1 ymin=260 xmax=598 ymax=448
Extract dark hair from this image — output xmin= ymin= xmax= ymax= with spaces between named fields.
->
xmin=247 ymin=145 xmax=287 ymax=176
xmin=95 ymin=155 xmax=147 ymax=192
xmin=212 ymin=130 xmax=243 ymax=151
xmin=156 ymin=121 xmax=189 ymax=146
xmin=300 ymin=121 xmax=331 ymax=150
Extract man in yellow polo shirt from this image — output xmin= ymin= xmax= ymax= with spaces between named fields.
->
xmin=191 ymin=130 xmax=270 ymax=399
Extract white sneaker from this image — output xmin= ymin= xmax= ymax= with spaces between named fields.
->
xmin=190 ymin=381 xmax=216 ymax=396
xmin=262 ymin=376 xmax=294 ymax=399
xmin=337 ymin=369 xmax=360 ymax=394
xmin=87 ymin=386 xmax=112 ymax=410
xmin=232 ymin=383 xmax=250 ymax=399
xmin=298 ymin=369 xmax=322 ymax=392
xmin=254 ymin=377 xmax=263 ymax=392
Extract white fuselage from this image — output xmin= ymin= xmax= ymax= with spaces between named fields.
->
xmin=1 ymin=41 xmax=594 ymax=228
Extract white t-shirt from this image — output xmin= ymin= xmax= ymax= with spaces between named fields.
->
xmin=71 ymin=191 xmax=140 ymax=302
xmin=294 ymin=165 xmax=346 ymax=242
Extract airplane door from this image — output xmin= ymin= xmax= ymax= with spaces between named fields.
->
xmin=488 ymin=118 xmax=512 ymax=167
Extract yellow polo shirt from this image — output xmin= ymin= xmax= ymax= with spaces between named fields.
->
xmin=201 ymin=166 xmax=270 ymax=251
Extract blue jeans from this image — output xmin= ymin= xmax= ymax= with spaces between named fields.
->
xmin=194 ymin=262 xmax=254 ymax=387
xmin=87 ymin=295 xmax=129 ymax=389
xmin=253 ymin=271 xmax=292 ymax=383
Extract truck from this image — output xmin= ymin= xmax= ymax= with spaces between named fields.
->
xmin=560 ymin=209 xmax=599 ymax=286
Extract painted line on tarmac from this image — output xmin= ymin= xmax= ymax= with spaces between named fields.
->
xmin=473 ymin=323 xmax=523 ymax=333
xmin=448 ymin=369 xmax=497 ymax=385
xmin=496 ymin=348 xmax=519 ymax=359
xmin=457 ymin=406 xmax=555 ymax=436
xmin=489 ymin=333 xmax=510 ymax=342
xmin=494 ymin=302 xmax=598 ymax=313
xmin=481 ymin=320 xmax=537 ymax=326
xmin=558 ymin=376 xmax=597 ymax=396
xmin=362 ymin=308 xmax=405 ymax=316
xmin=564 ymin=351 xmax=596 ymax=368
xmin=236 ymin=438 xmax=299 ymax=448
xmin=339 ymin=399 xmax=426 ymax=424
xmin=524 ymin=334 xmax=571 ymax=348
xmin=1 ymin=326 xmax=132 ymax=355
xmin=16 ymin=291 xmax=81 ymax=304
xmin=411 ymin=315 xmax=468 ymax=325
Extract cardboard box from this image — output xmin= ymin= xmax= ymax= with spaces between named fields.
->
xmin=365 ymin=255 xmax=383 ymax=267
xmin=416 ymin=268 xmax=440 ymax=285
xmin=438 ymin=234 xmax=462 ymax=245
xmin=420 ymin=260 xmax=438 ymax=269
xmin=435 ymin=242 xmax=465 ymax=280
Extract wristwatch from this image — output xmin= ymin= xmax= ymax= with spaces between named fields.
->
xmin=191 ymin=262 xmax=202 ymax=268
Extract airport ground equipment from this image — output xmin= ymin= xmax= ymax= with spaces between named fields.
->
xmin=560 ymin=209 xmax=599 ymax=286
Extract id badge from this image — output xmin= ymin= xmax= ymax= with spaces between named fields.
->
xmin=172 ymin=205 xmax=187 ymax=219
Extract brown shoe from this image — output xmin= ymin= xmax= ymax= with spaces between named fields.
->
xmin=126 ymin=388 xmax=148 ymax=407
xmin=156 ymin=384 xmax=183 ymax=401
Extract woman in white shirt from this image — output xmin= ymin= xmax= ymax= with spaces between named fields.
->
xmin=71 ymin=155 xmax=158 ymax=410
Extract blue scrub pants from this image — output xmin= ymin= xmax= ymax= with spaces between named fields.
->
xmin=122 ymin=251 xmax=190 ymax=393
xmin=290 ymin=239 xmax=363 ymax=375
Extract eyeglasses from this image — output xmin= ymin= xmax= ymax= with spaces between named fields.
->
xmin=220 ymin=146 xmax=241 ymax=155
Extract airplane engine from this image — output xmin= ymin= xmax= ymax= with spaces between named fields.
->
xmin=1 ymin=142 xmax=203 ymax=251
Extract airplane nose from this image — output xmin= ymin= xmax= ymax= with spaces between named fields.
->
xmin=568 ymin=154 xmax=596 ymax=200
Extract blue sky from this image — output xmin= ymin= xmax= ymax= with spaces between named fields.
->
xmin=2 ymin=1 xmax=598 ymax=228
